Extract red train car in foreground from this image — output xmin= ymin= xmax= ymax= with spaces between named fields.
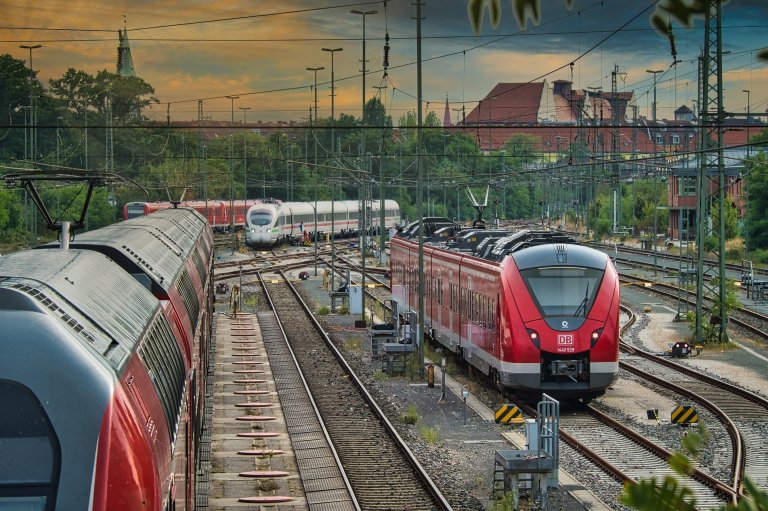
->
xmin=0 ymin=207 xmax=213 ymax=510
xmin=391 ymin=221 xmax=620 ymax=400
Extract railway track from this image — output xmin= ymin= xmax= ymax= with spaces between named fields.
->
xmin=219 ymin=248 xmax=768 ymax=508
xmin=340 ymin=260 xmax=759 ymax=508
xmin=589 ymin=240 xmax=768 ymax=279
xmin=259 ymin=269 xmax=452 ymax=510
xmin=619 ymin=273 xmax=768 ymax=341
xmin=619 ymin=323 xmax=768 ymax=499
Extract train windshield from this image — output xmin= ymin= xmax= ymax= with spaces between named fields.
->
xmin=249 ymin=210 xmax=273 ymax=226
xmin=125 ymin=203 xmax=146 ymax=219
xmin=0 ymin=380 xmax=60 ymax=510
xmin=520 ymin=267 xmax=604 ymax=317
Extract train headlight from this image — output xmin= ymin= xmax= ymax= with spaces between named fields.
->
xmin=590 ymin=328 xmax=604 ymax=347
xmin=526 ymin=328 xmax=540 ymax=348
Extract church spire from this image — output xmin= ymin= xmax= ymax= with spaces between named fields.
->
xmin=117 ymin=16 xmax=136 ymax=77
xmin=442 ymin=95 xmax=451 ymax=127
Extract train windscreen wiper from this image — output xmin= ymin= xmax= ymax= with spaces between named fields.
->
xmin=573 ymin=283 xmax=590 ymax=317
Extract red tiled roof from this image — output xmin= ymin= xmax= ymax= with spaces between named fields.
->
xmin=464 ymin=83 xmax=545 ymax=124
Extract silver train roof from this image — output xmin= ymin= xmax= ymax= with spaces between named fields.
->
xmin=0 ymin=249 xmax=159 ymax=370
xmin=38 ymin=207 xmax=209 ymax=291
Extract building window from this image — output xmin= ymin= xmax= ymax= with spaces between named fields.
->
xmin=672 ymin=134 xmax=680 ymax=144
xmin=655 ymin=134 xmax=663 ymax=144
xmin=680 ymin=176 xmax=696 ymax=196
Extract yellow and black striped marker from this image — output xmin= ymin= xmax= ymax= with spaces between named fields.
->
xmin=495 ymin=404 xmax=524 ymax=425
xmin=671 ymin=405 xmax=699 ymax=425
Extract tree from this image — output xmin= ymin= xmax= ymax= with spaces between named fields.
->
xmin=746 ymin=152 xmax=768 ymax=248
xmin=0 ymin=54 xmax=42 ymax=159
xmin=466 ymin=0 xmax=767 ymax=61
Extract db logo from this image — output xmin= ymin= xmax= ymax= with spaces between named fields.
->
xmin=557 ymin=334 xmax=574 ymax=346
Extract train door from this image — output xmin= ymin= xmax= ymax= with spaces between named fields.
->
xmin=286 ymin=207 xmax=294 ymax=239
xmin=449 ymin=269 xmax=454 ymax=336
xmin=466 ymin=275 xmax=473 ymax=353
xmin=436 ymin=268 xmax=442 ymax=331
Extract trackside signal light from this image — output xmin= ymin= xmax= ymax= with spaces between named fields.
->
xmin=591 ymin=328 xmax=604 ymax=347
xmin=526 ymin=328 xmax=540 ymax=348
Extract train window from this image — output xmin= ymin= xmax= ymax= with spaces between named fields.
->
xmin=0 ymin=380 xmax=61 ymax=511
xmin=141 ymin=317 xmax=186 ymax=439
xmin=520 ymin=267 xmax=605 ymax=318
xmin=178 ymin=269 xmax=201 ymax=332
xmin=192 ymin=249 xmax=208 ymax=289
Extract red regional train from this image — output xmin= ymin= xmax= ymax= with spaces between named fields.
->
xmin=0 ymin=207 xmax=213 ymax=510
xmin=390 ymin=220 xmax=620 ymax=400
xmin=124 ymin=199 xmax=258 ymax=231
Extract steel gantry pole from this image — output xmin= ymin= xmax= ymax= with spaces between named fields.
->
xmin=20 ymin=44 xmax=42 ymax=162
xmin=415 ymin=0 xmax=425 ymax=378
xmin=307 ymin=66 xmax=324 ymax=276
xmin=226 ymin=95 xmax=239 ymax=234
xmin=322 ymin=47 xmax=343 ymax=303
xmin=351 ymin=9 xmax=377 ymax=327
xmin=744 ymin=88 xmax=750 ymax=252
xmin=695 ymin=0 xmax=728 ymax=343
xmin=239 ymin=106 xmax=251 ymax=202
xmin=374 ymin=84 xmax=389 ymax=267
xmin=647 ymin=69 xmax=663 ymax=272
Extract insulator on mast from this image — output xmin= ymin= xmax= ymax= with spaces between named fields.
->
xmin=383 ymin=32 xmax=390 ymax=70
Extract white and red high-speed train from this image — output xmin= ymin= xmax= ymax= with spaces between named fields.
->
xmin=0 ymin=207 xmax=213 ymax=510
xmin=391 ymin=221 xmax=620 ymax=400
xmin=245 ymin=199 xmax=401 ymax=246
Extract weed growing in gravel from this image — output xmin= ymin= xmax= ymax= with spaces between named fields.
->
xmin=419 ymin=425 xmax=441 ymax=444
xmin=337 ymin=304 xmax=349 ymax=315
xmin=492 ymin=492 xmax=516 ymax=510
xmin=258 ymin=480 xmax=278 ymax=492
xmin=244 ymin=295 xmax=259 ymax=307
xmin=401 ymin=405 xmax=419 ymax=424
xmin=406 ymin=352 xmax=422 ymax=381
xmin=317 ymin=306 xmax=330 ymax=315
xmin=346 ymin=338 xmax=362 ymax=351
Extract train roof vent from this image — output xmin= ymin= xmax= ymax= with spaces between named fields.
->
xmin=11 ymin=282 xmax=122 ymax=363
xmin=555 ymin=244 xmax=568 ymax=263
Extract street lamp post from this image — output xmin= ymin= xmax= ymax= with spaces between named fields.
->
xmin=20 ymin=44 xmax=42 ymax=162
xmin=307 ymin=66 xmax=324 ymax=276
xmin=322 ymin=47 xmax=343 ymax=303
xmin=239 ymin=106 xmax=251 ymax=202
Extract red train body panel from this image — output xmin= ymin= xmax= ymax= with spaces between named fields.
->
xmin=391 ymin=225 xmax=620 ymax=399
xmin=124 ymin=200 xmax=257 ymax=231
xmin=0 ymin=208 xmax=213 ymax=510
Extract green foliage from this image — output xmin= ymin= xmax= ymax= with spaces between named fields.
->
xmin=685 ymin=278 xmax=738 ymax=344
xmin=750 ymin=249 xmax=768 ymax=264
xmin=746 ymin=152 xmax=768 ymax=248
xmin=401 ymin=405 xmax=419 ymax=425
xmin=621 ymin=477 xmax=696 ymax=511
xmin=418 ymin=425 xmax=441 ymax=444
xmin=316 ymin=306 xmax=330 ymax=315
xmin=621 ymin=423 xmax=768 ymax=511
xmin=710 ymin=197 xmax=739 ymax=240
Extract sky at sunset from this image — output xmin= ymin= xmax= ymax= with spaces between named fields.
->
xmin=2 ymin=0 xmax=766 ymax=125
